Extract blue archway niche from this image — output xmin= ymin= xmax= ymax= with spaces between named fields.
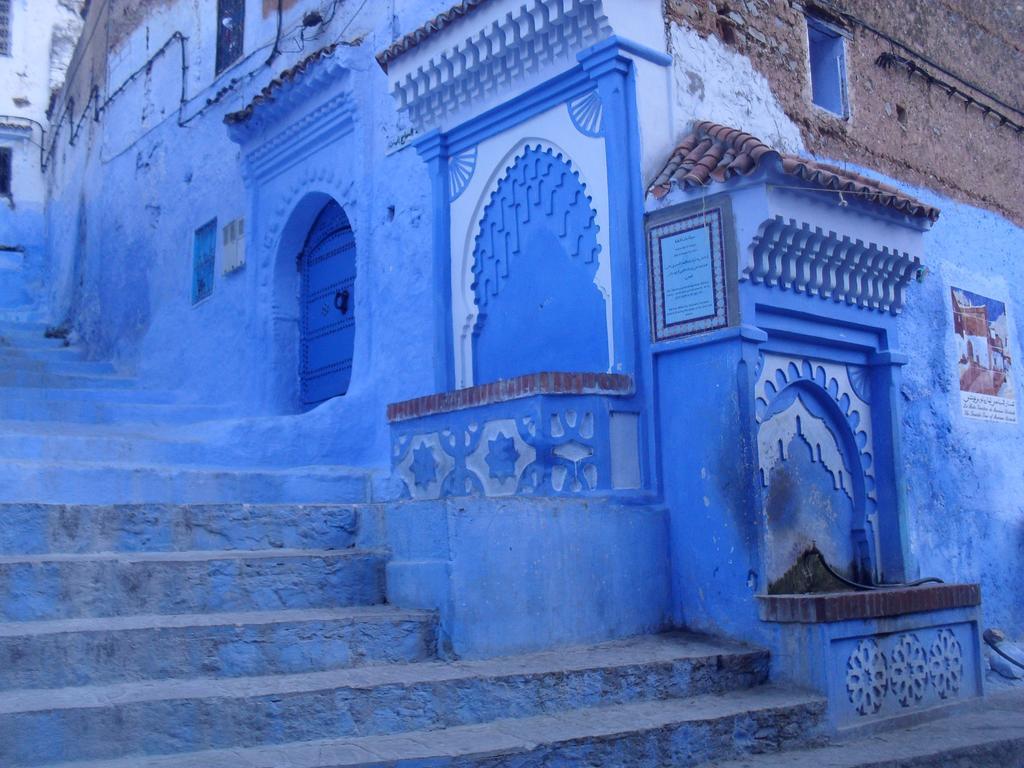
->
xmin=759 ymin=379 xmax=875 ymax=585
xmin=470 ymin=146 xmax=608 ymax=384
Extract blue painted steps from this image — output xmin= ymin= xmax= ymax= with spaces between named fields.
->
xmin=3 ymin=635 xmax=824 ymax=767
xmin=0 ymin=499 xmax=827 ymax=767
xmin=0 ymin=606 xmax=439 ymax=690
xmin=0 ymin=460 xmax=371 ymax=503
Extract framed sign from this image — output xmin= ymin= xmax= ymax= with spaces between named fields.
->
xmin=646 ymin=197 xmax=736 ymax=342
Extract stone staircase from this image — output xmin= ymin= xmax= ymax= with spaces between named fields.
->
xmin=0 ymin=317 xmax=369 ymax=503
xmin=0 ymin=311 xmax=830 ymax=765
xmin=0 ymin=503 xmax=827 ymax=766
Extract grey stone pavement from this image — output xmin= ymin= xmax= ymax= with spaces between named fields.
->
xmin=706 ymin=686 xmax=1024 ymax=768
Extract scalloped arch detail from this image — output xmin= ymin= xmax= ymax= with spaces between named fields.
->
xmin=470 ymin=144 xmax=601 ymax=309
xmin=755 ymin=353 xmax=877 ymax=505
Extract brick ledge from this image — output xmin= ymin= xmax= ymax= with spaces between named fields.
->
xmin=387 ymin=372 xmax=634 ymax=423
xmin=758 ymin=583 xmax=981 ymax=624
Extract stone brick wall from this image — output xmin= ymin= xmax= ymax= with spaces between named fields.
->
xmin=664 ymin=0 xmax=1024 ymax=224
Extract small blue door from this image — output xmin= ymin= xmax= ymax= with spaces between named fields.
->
xmin=300 ymin=201 xmax=356 ymax=407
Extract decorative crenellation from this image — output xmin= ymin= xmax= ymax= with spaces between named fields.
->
xmin=391 ymin=390 xmax=640 ymax=499
xmin=747 ymin=216 xmax=921 ymax=314
xmin=844 ymin=628 xmax=964 ymax=718
xmin=385 ymin=0 xmax=610 ymax=130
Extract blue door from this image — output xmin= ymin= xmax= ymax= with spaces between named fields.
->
xmin=300 ymin=201 xmax=356 ymax=407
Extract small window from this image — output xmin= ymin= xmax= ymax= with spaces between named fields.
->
xmin=191 ymin=218 xmax=217 ymax=304
xmin=806 ymin=15 xmax=848 ymax=117
xmin=0 ymin=148 xmax=11 ymax=197
xmin=0 ymin=0 xmax=11 ymax=57
xmin=216 ymin=0 xmax=245 ymax=74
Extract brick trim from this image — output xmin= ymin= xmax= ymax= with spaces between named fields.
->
xmin=387 ymin=372 xmax=634 ymax=422
xmin=757 ymin=583 xmax=981 ymax=624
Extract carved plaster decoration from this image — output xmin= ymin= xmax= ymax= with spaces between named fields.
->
xmin=755 ymin=354 xmax=877 ymax=506
xmin=889 ymin=633 xmax=928 ymax=708
xmin=384 ymin=0 xmax=610 ymax=131
xmin=929 ymin=629 xmax=964 ymax=699
xmin=747 ymin=217 xmax=921 ymax=314
xmin=394 ymin=432 xmax=457 ymax=500
xmin=390 ymin=399 xmax=629 ymax=498
xmin=448 ymin=147 xmax=478 ymax=202
xmin=757 ymin=399 xmax=853 ymax=500
xmin=567 ymin=90 xmax=604 ymax=137
xmin=453 ymin=135 xmax=613 ymax=388
xmin=840 ymin=626 xmax=970 ymax=720
xmin=471 ymin=145 xmax=601 ymax=311
xmin=846 ymin=638 xmax=888 ymax=716
xmin=463 ymin=419 xmax=536 ymax=496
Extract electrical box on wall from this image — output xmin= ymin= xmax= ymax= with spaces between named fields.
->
xmin=222 ymin=217 xmax=246 ymax=274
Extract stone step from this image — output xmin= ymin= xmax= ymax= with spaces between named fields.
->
xmin=0 ymin=548 xmax=386 ymax=621
xmin=0 ymin=385 xmax=178 ymax=403
xmin=0 ymin=606 xmax=438 ymax=690
xmin=0 ymin=397 xmax=222 ymax=424
xmin=0 ymin=369 xmax=137 ymax=388
xmin=0 ymin=460 xmax=371 ymax=504
xmin=0 ymin=426 xmax=194 ymax=463
xmin=28 ymin=687 xmax=826 ymax=768
xmin=0 ymin=503 xmax=369 ymax=555
xmin=702 ymin=689 xmax=1024 ymax=768
xmin=0 ymin=332 xmax=72 ymax=351
xmin=0 ymin=633 xmax=785 ymax=766
xmin=0 ymin=354 xmax=116 ymax=374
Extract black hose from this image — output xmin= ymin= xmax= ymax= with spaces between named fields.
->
xmin=814 ymin=550 xmax=944 ymax=592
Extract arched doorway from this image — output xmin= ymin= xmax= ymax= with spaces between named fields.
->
xmin=298 ymin=200 xmax=356 ymax=408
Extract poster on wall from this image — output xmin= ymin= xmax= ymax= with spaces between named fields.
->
xmin=646 ymin=197 xmax=736 ymax=342
xmin=950 ymin=286 xmax=1016 ymax=423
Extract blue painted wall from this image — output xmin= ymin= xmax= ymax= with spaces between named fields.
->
xmin=888 ymin=177 xmax=1024 ymax=639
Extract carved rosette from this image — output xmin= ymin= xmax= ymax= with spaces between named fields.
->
xmin=889 ymin=634 xmax=928 ymax=707
xmin=846 ymin=638 xmax=889 ymax=715
xmin=928 ymin=629 xmax=963 ymax=699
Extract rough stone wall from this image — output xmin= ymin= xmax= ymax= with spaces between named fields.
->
xmin=664 ymin=0 xmax=1024 ymax=224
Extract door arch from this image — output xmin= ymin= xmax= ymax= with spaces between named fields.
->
xmin=299 ymin=199 xmax=357 ymax=407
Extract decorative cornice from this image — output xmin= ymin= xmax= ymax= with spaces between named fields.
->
xmin=384 ymin=0 xmax=610 ymax=131
xmin=240 ymin=94 xmax=356 ymax=183
xmin=226 ymin=49 xmax=355 ymax=152
xmin=747 ymin=216 xmax=921 ymax=315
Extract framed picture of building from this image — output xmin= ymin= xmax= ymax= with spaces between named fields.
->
xmin=645 ymin=196 xmax=737 ymax=342
xmin=950 ymin=285 xmax=1016 ymax=423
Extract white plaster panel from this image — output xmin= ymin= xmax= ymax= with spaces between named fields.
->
xmin=609 ymin=411 xmax=641 ymax=489
xmin=450 ymin=103 xmax=613 ymax=388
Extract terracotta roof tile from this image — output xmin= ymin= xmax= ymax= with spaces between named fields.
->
xmin=224 ymin=43 xmax=341 ymax=125
xmin=375 ymin=0 xmax=492 ymax=72
xmin=650 ymin=120 xmax=940 ymax=222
